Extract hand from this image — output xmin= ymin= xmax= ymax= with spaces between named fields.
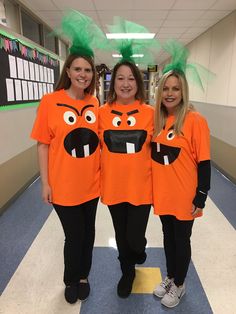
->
xmin=41 ymin=183 xmax=52 ymax=205
xmin=191 ymin=204 xmax=202 ymax=217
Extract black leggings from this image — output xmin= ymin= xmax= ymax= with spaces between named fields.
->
xmin=160 ymin=215 xmax=194 ymax=286
xmin=53 ymin=197 xmax=99 ymax=286
xmin=108 ymin=202 xmax=151 ymax=274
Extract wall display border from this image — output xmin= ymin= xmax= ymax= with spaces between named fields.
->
xmin=0 ymin=28 xmax=60 ymax=111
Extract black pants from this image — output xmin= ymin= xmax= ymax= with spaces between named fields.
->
xmin=53 ymin=197 xmax=99 ymax=286
xmin=160 ymin=215 xmax=194 ymax=286
xmin=108 ymin=202 xmax=151 ymax=274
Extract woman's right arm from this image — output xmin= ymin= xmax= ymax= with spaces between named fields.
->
xmin=37 ymin=142 xmax=52 ymax=205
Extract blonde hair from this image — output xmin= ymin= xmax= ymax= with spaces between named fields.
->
xmin=154 ymin=70 xmax=194 ymax=137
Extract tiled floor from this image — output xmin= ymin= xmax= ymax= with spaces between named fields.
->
xmin=0 ymin=167 xmax=236 ymax=314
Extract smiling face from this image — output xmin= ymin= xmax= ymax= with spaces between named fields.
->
xmin=114 ymin=65 xmax=138 ymax=104
xmin=162 ymin=75 xmax=182 ymax=114
xmin=66 ymin=57 xmax=93 ymax=92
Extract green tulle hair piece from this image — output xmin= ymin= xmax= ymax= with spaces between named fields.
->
xmin=162 ymin=39 xmax=214 ymax=91
xmin=162 ymin=40 xmax=189 ymax=74
xmin=56 ymin=10 xmax=108 ymax=57
xmin=107 ymin=16 xmax=160 ymax=66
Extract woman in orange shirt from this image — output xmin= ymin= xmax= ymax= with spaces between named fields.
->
xmin=152 ymin=41 xmax=211 ymax=308
xmin=31 ymin=54 xmax=99 ymax=304
xmin=99 ymin=60 xmax=154 ymax=298
xmin=31 ymin=11 xmax=104 ymax=304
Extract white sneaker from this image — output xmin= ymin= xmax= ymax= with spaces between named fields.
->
xmin=153 ymin=277 xmax=174 ymax=298
xmin=161 ymin=282 xmax=185 ymax=308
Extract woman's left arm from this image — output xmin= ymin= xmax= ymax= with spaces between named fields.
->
xmin=191 ymin=113 xmax=211 ymax=217
xmin=191 ymin=160 xmax=211 ymax=216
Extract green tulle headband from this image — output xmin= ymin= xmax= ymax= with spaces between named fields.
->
xmin=162 ymin=39 xmax=214 ymax=91
xmin=107 ymin=16 xmax=160 ymax=66
xmin=56 ymin=10 xmax=107 ymax=57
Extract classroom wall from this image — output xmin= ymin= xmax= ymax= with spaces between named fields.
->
xmin=0 ymin=20 xmax=63 ymax=213
xmin=0 ymin=78 xmax=40 ymax=212
xmin=186 ymin=10 xmax=236 ymax=182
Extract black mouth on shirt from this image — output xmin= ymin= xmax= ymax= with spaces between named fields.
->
xmin=64 ymin=128 xmax=99 ymax=158
xmin=104 ymin=130 xmax=147 ymax=154
xmin=151 ymin=142 xmax=180 ymax=165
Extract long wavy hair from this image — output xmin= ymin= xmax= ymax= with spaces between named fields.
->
xmin=154 ymin=70 xmax=195 ymax=137
xmin=55 ymin=54 xmax=96 ymax=95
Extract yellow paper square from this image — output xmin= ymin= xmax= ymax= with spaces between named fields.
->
xmin=132 ymin=267 xmax=162 ymax=294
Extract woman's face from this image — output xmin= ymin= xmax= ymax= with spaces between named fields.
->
xmin=66 ymin=57 xmax=93 ymax=91
xmin=162 ymin=75 xmax=182 ymax=114
xmin=114 ymin=65 xmax=138 ymax=104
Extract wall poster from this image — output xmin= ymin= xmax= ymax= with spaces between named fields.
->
xmin=0 ymin=29 xmax=60 ymax=111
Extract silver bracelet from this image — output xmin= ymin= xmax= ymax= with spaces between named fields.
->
xmin=199 ymin=190 xmax=207 ymax=195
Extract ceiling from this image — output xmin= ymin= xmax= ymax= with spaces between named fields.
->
xmin=18 ymin=0 xmax=236 ymax=68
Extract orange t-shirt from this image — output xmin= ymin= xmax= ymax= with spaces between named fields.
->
xmin=99 ymin=101 xmax=154 ymax=205
xmin=151 ymin=111 xmax=210 ymax=220
xmin=31 ymin=89 xmax=100 ymax=206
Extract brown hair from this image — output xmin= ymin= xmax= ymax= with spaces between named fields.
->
xmin=55 ymin=54 xmax=96 ymax=95
xmin=107 ymin=61 xmax=145 ymax=104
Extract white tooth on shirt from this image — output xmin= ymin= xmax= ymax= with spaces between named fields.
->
xmin=83 ymin=144 xmax=90 ymax=157
xmin=164 ymin=155 xmax=169 ymax=165
xmin=157 ymin=143 xmax=161 ymax=152
xmin=71 ymin=148 xmax=76 ymax=157
xmin=126 ymin=142 xmax=135 ymax=154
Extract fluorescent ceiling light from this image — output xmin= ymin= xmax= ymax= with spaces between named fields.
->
xmin=106 ymin=33 xmax=155 ymax=39
xmin=112 ymin=54 xmax=122 ymax=58
xmin=112 ymin=53 xmax=144 ymax=58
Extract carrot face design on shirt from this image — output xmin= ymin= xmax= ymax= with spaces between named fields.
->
xmin=104 ymin=109 xmax=147 ymax=154
xmin=57 ymin=103 xmax=99 ymax=158
xmin=151 ymin=126 xmax=181 ymax=165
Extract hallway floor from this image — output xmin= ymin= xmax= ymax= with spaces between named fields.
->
xmin=0 ymin=167 xmax=236 ymax=314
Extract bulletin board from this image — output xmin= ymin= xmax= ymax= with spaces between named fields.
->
xmin=0 ymin=29 xmax=60 ymax=111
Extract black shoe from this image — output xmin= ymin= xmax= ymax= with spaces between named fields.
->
xmin=64 ymin=285 xmax=78 ymax=304
xmin=78 ymin=280 xmax=90 ymax=301
xmin=117 ymin=270 xmax=135 ymax=298
xmin=136 ymin=252 xmax=147 ymax=265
